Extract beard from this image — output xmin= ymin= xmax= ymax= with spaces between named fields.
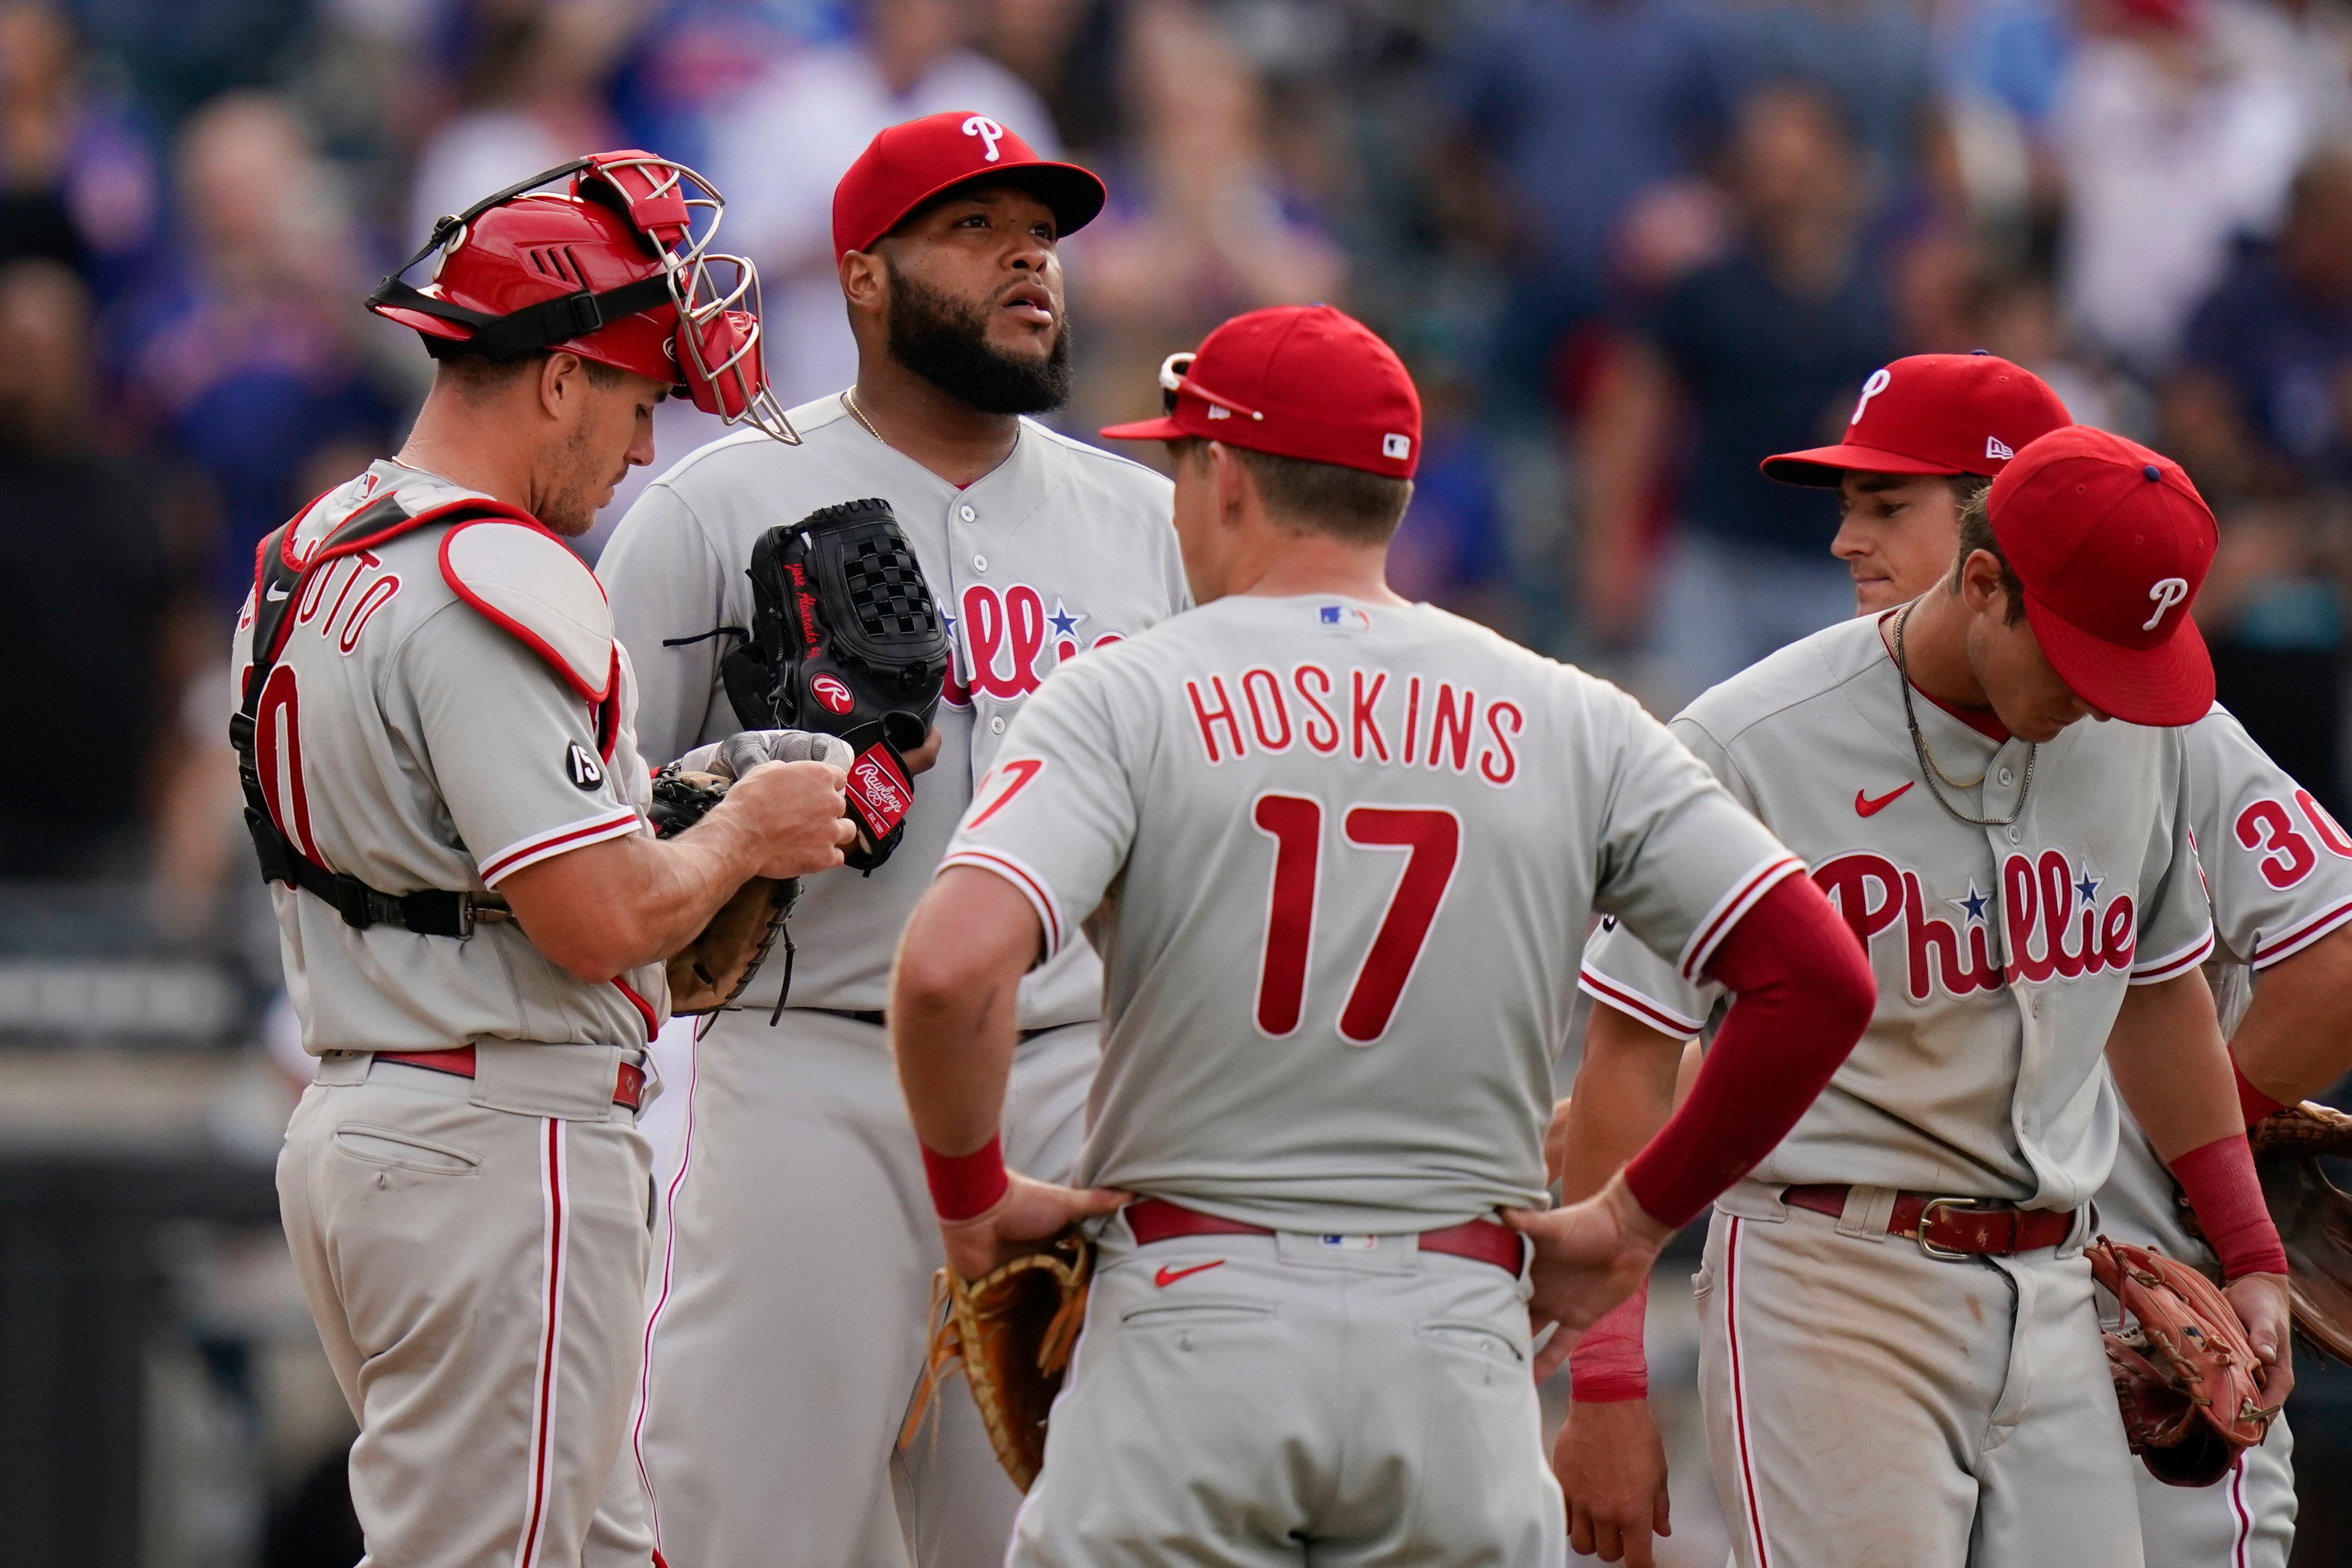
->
xmin=883 ymin=264 xmax=1072 ymax=415
xmin=539 ymin=418 xmax=608 ymax=537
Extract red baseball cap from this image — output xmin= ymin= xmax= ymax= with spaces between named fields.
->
xmin=1762 ymin=353 xmax=2072 ymax=487
xmin=1098 ymin=305 xmax=1421 ymax=479
xmin=1988 ymin=427 xmax=2217 ymax=726
xmin=832 ymin=111 xmax=1106 ymax=260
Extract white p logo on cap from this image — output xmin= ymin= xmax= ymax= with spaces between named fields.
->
xmin=962 ymin=116 xmax=1006 ymax=162
xmin=2143 ymin=576 xmax=2190 ymax=630
xmin=1851 ymin=367 xmax=1892 ymax=425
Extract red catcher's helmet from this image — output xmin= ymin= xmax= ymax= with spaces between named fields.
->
xmin=368 ymin=150 xmax=797 ymax=443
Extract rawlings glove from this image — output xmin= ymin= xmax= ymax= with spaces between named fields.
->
xmin=898 ymin=1226 xmax=1092 ymax=1492
xmin=720 ymin=498 xmax=948 ymax=872
xmin=2089 ymin=1237 xmax=2278 ymax=1487
xmin=649 ymin=730 xmax=854 ymax=1017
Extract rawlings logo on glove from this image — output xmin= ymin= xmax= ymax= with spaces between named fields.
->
xmin=722 ymin=497 xmax=948 ymax=871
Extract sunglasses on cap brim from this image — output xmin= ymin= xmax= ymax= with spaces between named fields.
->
xmin=1156 ymin=350 xmax=1262 ymax=422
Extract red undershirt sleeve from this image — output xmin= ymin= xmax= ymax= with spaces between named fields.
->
xmin=1622 ymin=873 xmax=1877 ymax=1229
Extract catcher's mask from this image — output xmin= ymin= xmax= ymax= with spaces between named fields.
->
xmin=368 ymin=150 xmax=798 ymax=444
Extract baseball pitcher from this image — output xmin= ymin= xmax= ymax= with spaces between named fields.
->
xmin=889 ymin=305 xmax=1878 ymax=1566
xmin=588 ymin=114 xmax=1189 ymax=1568
xmin=1573 ymin=417 xmax=2293 ymax=1568
xmin=246 ymin=154 xmax=851 ymax=1568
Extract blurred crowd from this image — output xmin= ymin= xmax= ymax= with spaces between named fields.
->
xmin=10 ymin=0 xmax=2352 ymax=958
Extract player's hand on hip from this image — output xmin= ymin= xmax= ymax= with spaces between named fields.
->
xmin=721 ymin=760 xmax=854 ymax=877
xmin=1555 ymin=1397 xmax=1671 ymax=1567
xmin=2224 ymin=1270 xmax=2295 ymax=1408
xmin=1506 ymin=1174 xmax=1673 ymax=1381
xmin=939 ymin=1170 xmax=1130 ymax=1280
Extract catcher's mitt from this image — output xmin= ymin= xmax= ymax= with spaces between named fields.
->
xmin=2250 ymin=1099 xmax=2352 ymax=1366
xmin=647 ymin=731 xmax=848 ymax=1016
xmin=2088 ymin=1236 xmax=2276 ymax=1487
xmin=721 ymin=497 xmax=948 ymax=872
xmin=898 ymin=1227 xmax=1093 ymax=1492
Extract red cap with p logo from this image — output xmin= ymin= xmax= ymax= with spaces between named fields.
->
xmin=1097 ymin=304 xmax=1422 ymax=479
xmin=832 ymin=111 xmax=1106 ymax=260
xmin=1987 ymin=426 xmax=2217 ymax=726
xmin=1762 ymin=353 xmax=2072 ymax=487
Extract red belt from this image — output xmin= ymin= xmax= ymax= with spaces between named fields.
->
xmin=1782 ymin=1183 xmax=2072 ymax=1258
xmin=373 ymin=1046 xmax=647 ymax=1112
xmin=1124 ymin=1198 xmax=1525 ymax=1275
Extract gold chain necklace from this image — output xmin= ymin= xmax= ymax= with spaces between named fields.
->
xmin=1893 ymin=601 xmax=2035 ymax=829
xmin=841 ymin=387 xmax=885 ymax=444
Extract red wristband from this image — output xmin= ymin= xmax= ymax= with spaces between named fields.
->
xmin=920 ymin=1133 xmax=1009 ymax=1222
xmin=1569 ymin=1277 xmax=1649 ymax=1403
xmin=2169 ymin=1133 xmax=2287 ymax=1279
xmin=2234 ymin=1062 xmax=2286 ymax=1128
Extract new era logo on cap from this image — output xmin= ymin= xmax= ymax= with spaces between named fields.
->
xmin=1987 ymin=436 xmax=2014 ymax=461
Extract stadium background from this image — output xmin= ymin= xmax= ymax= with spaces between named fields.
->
xmin=5 ymin=0 xmax=2352 ymax=1561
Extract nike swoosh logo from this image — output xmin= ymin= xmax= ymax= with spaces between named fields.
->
xmin=1856 ymin=782 xmax=1915 ymax=817
xmin=1153 ymin=1260 xmax=1225 ymax=1288
xmin=264 ymin=582 xmax=291 ymax=602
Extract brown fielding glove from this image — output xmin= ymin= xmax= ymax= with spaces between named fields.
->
xmin=2088 ymin=1237 xmax=2276 ymax=1487
xmin=898 ymin=1226 xmax=1092 ymax=1491
xmin=2249 ymin=1099 xmax=2352 ymax=1366
xmin=647 ymin=730 xmax=849 ymax=1016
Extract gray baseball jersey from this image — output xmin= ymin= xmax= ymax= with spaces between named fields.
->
xmin=231 ymin=460 xmax=663 ymax=1054
xmin=2098 ymin=704 xmax=2352 ymax=1568
xmin=590 ymin=394 xmax=1188 ymax=1568
xmin=939 ymin=592 xmax=1801 ymax=1234
xmin=600 ymin=394 xmax=1188 ymax=1025
xmin=1579 ymin=611 xmax=2215 ymax=1210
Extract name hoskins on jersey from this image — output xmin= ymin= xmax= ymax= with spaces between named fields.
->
xmin=940 ymin=593 xmax=1802 ymax=1234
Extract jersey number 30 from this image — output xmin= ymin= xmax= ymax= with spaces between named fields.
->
xmin=1251 ymin=793 xmax=1460 ymax=1045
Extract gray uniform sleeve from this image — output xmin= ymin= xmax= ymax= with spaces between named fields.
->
xmin=2130 ymin=726 xmax=2219 ymax=984
xmin=600 ymin=480 xmax=733 ymax=768
xmin=396 ymin=605 xmax=645 ymax=886
xmin=937 ymin=656 xmax=1138 ymax=963
xmin=1579 ymin=701 xmax=1801 ymax=1037
xmin=2191 ymin=706 xmax=2352 ymax=968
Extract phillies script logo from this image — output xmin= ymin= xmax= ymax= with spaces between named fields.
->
xmin=940 ymin=582 xmax=1120 ymax=708
xmin=811 ymin=673 xmax=855 ymax=715
xmin=1815 ymin=847 xmax=2135 ymax=1002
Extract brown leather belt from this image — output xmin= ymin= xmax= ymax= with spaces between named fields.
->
xmin=1125 ymin=1197 xmax=1526 ymax=1275
xmin=1783 ymin=1183 xmax=2072 ymax=1258
xmin=374 ymin=1046 xmax=646 ymax=1112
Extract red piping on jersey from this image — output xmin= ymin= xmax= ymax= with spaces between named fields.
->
xmin=2130 ymin=927 xmax=2215 ymax=983
xmin=940 ymin=848 xmax=1063 ymax=955
xmin=437 ymin=518 xmax=616 ymax=704
xmin=2250 ymin=895 xmax=2352 ymax=967
xmin=1725 ymin=1217 xmax=1774 ymax=1568
xmin=1578 ymin=967 xmax=1703 ymax=1040
xmin=1680 ymin=855 xmax=1805 ymax=981
xmin=1875 ymin=609 xmax=2010 ymax=741
xmin=611 ymin=977 xmax=658 ymax=1042
xmin=516 ymin=1118 xmax=568 ymax=1568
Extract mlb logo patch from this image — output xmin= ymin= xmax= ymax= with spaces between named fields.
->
xmin=1318 ymin=604 xmax=1373 ymax=631
xmin=1382 ymin=432 xmax=1412 ymax=460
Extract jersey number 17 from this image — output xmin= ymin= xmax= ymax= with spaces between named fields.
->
xmin=1252 ymin=793 xmax=1460 ymax=1045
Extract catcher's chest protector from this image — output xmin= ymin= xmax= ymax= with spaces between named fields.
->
xmin=722 ymin=497 xmax=948 ymax=869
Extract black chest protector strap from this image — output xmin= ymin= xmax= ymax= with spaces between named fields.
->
xmin=230 ymin=497 xmax=510 ymax=939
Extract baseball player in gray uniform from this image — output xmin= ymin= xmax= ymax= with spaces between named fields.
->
xmin=1571 ymin=422 xmax=2296 ymax=1568
xmin=589 ymin=114 xmax=1189 ymax=1568
xmin=244 ymin=154 xmax=852 ymax=1568
xmin=1558 ymin=359 xmax=2352 ymax=1568
xmin=888 ymin=304 xmax=1880 ymax=1566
